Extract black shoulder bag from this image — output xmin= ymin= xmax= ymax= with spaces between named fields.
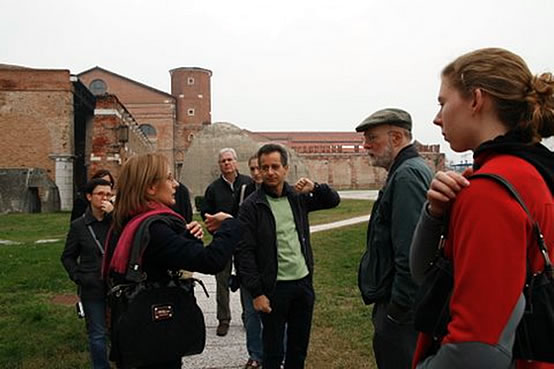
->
xmin=106 ymin=216 xmax=209 ymax=369
xmin=413 ymin=173 xmax=554 ymax=363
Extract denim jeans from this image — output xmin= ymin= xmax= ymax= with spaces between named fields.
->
xmin=82 ymin=298 xmax=110 ymax=369
xmin=240 ymin=285 xmax=264 ymax=362
xmin=260 ymin=276 xmax=314 ymax=369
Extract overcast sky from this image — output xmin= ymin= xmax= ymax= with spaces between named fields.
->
xmin=2 ymin=0 xmax=553 ymax=161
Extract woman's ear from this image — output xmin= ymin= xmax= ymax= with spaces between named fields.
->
xmin=146 ymin=184 xmax=158 ymax=197
xmin=471 ymin=88 xmax=485 ymax=113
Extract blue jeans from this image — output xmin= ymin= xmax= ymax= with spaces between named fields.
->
xmin=260 ymin=276 xmax=314 ymax=369
xmin=82 ymin=298 xmax=110 ymax=369
xmin=240 ymin=285 xmax=264 ymax=362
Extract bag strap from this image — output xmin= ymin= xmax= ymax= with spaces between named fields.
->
xmin=471 ymin=173 xmax=552 ymax=273
xmin=82 ymin=214 xmax=105 ymax=255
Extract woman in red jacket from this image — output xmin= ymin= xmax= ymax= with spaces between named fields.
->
xmin=410 ymin=48 xmax=553 ymax=369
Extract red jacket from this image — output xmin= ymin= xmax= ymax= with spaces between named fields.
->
xmin=413 ymin=153 xmax=554 ymax=369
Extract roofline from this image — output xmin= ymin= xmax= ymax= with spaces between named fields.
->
xmin=169 ymin=67 xmax=212 ymax=76
xmin=77 ymin=66 xmax=175 ymax=100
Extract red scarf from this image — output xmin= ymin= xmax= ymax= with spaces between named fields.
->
xmin=105 ymin=202 xmax=185 ymax=276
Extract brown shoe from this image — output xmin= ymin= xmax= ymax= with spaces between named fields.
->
xmin=216 ymin=321 xmax=230 ymax=336
xmin=244 ymin=359 xmax=262 ymax=368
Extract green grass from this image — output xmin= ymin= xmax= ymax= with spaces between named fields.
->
xmin=307 ymin=223 xmax=376 ymax=369
xmin=0 ymin=212 xmax=70 ymax=243
xmin=309 ymin=199 xmax=371 ymax=225
xmin=0 ymin=201 xmax=375 ymax=368
xmin=0 ymin=213 xmax=89 ymax=368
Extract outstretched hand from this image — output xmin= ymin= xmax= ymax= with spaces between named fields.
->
xmin=427 ymin=168 xmax=473 ymax=217
xmin=204 ymin=212 xmax=233 ymax=233
xmin=294 ymin=177 xmax=314 ymax=193
xmin=186 ymin=221 xmax=204 ymax=239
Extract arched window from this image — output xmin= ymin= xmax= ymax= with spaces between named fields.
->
xmin=89 ymin=79 xmax=107 ymax=95
xmin=139 ymin=124 xmax=157 ymax=137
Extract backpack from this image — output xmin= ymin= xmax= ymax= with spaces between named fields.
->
xmin=413 ymin=173 xmax=554 ymax=363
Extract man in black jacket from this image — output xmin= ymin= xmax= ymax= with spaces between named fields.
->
xmin=200 ymin=147 xmax=252 ymax=336
xmin=236 ymin=144 xmax=340 ymax=369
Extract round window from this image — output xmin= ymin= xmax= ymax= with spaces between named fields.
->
xmin=89 ymin=79 xmax=107 ymax=95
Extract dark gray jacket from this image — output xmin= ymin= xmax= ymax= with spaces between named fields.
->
xmin=358 ymin=144 xmax=432 ymax=319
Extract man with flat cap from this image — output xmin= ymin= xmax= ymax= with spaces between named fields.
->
xmin=356 ymin=108 xmax=432 ymax=369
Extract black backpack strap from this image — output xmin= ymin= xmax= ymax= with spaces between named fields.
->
xmin=471 ymin=173 xmax=552 ymax=273
xmin=126 ymin=214 xmax=187 ymax=282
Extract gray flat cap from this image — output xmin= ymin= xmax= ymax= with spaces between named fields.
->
xmin=355 ymin=108 xmax=412 ymax=132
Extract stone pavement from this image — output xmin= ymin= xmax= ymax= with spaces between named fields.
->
xmin=181 ymin=190 xmax=373 ymax=369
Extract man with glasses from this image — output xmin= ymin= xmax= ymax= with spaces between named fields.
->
xmin=61 ymin=178 xmax=114 ymax=369
xmin=201 ymin=148 xmax=252 ymax=337
xmin=356 ymin=108 xmax=432 ymax=369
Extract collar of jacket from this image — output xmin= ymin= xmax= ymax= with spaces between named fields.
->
xmin=261 ymin=182 xmax=293 ymax=199
xmin=386 ymin=143 xmax=420 ymax=184
xmin=473 ymin=130 xmax=554 ymax=194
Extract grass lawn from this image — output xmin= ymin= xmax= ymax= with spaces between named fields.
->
xmin=0 ymin=199 xmax=375 ymax=368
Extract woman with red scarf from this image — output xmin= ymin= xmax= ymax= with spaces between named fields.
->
xmin=104 ymin=153 xmax=242 ymax=369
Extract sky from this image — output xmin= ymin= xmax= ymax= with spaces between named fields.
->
xmin=2 ymin=0 xmax=553 ymax=162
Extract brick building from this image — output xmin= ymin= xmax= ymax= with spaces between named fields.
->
xmin=0 ymin=65 xmax=95 ymax=211
xmin=0 ymin=65 xmax=153 ymax=212
xmin=78 ymin=66 xmax=212 ymax=178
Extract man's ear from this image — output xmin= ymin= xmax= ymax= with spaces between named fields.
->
xmin=86 ymin=193 xmax=92 ymax=203
xmin=389 ymin=130 xmax=404 ymax=145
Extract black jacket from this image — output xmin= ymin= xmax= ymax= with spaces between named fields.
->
xmin=61 ymin=207 xmax=111 ymax=299
xmin=201 ymin=173 xmax=252 ymax=218
xmin=172 ymin=182 xmax=193 ymax=223
xmin=236 ymin=182 xmax=340 ymax=298
xmin=104 ymin=214 xmax=242 ymax=284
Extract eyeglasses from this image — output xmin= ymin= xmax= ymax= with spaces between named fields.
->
xmin=92 ymin=191 xmax=112 ymax=198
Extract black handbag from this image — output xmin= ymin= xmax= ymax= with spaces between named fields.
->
xmin=105 ymin=214 xmax=209 ymax=368
xmin=108 ymin=277 xmax=208 ymax=368
xmin=413 ymin=173 xmax=554 ymax=363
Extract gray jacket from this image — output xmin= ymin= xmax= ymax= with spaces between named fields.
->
xmin=358 ymin=144 xmax=432 ymax=319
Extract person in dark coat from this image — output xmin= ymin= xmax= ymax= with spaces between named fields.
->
xmin=61 ymin=178 xmax=114 ymax=369
xmin=104 ymin=153 xmax=241 ymax=369
xmin=200 ymin=147 xmax=252 ymax=337
xmin=236 ymin=144 xmax=340 ymax=369
xmin=172 ymin=181 xmax=193 ymax=223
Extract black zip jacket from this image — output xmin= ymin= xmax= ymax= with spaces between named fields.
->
xmin=61 ymin=207 xmax=111 ymax=299
xmin=200 ymin=173 xmax=253 ymax=219
xmin=236 ymin=182 xmax=340 ymax=298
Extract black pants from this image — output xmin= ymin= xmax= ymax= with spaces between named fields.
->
xmin=372 ymin=302 xmax=418 ymax=369
xmin=261 ymin=276 xmax=315 ymax=369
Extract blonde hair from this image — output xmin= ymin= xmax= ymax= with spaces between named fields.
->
xmin=442 ymin=48 xmax=554 ymax=143
xmin=113 ymin=153 xmax=169 ymax=230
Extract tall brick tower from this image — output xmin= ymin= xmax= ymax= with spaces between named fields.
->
xmin=169 ymin=67 xmax=212 ymax=176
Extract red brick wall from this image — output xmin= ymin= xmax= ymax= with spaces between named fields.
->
xmin=0 ymin=69 xmax=74 ymax=181
xmin=78 ymin=68 xmax=176 ymax=168
xmin=88 ymin=95 xmax=153 ymax=180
